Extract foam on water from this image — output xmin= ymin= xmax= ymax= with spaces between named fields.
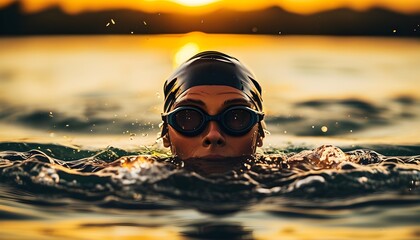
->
xmin=1 ymin=143 xmax=419 ymax=210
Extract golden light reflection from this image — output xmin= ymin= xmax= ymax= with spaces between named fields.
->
xmin=0 ymin=220 xmax=417 ymax=240
xmin=2 ymin=0 xmax=420 ymax=14
xmin=1 ymin=34 xmax=420 ymax=145
xmin=0 ymin=220 xmax=183 ymax=240
xmin=174 ymin=42 xmax=200 ymax=68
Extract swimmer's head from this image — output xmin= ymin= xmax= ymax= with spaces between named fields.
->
xmin=161 ymin=51 xmax=266 ymax=159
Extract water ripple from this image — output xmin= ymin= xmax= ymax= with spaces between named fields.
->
xmin=0 ymin=143 xmax=419 ymax=216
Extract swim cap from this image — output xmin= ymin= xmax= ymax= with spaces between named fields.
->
xmin=161 ymin=51 xmax=266 ymax=137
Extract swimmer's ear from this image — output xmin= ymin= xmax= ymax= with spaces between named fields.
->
xmin=256 ymin=123 xmax=265 ymax=147
xmin=256 ymin=134 xmax=263 ymax=147
xmin=162 ymin=133 xmax=171 ymax=148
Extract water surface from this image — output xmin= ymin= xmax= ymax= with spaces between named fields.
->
xmin=1 ymin=143 xmax=420 ymax=239
xmin=0 ymin=34 xmax=420 ymax=239
xmin=0 ymin=34 xmax=419 ymax=146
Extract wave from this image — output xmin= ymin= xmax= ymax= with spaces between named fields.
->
xmin=1 ymin=143 xmax=419 ymax=215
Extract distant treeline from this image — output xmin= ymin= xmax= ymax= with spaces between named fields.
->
xmin=1 ymin=2 xmax=419 ymax=36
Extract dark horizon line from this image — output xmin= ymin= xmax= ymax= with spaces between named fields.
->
xmin=1 ymin=2 xmax=419 ymax=37
xmin=2 ymin=1 xmax=420 ymax=16
xmin=1 ymin=32 xmax=419 ymax=38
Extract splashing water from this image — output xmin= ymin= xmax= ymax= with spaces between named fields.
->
xmin=1 ymin=143 xmax=419 ymax=205
xmin=1 ymin=142 xmax=420 ymax=239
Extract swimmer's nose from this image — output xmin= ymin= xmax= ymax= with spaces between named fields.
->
xmin=202 ymin=121 xmax=226 ymax=147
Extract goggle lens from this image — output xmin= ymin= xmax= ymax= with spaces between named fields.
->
xmin=174 ymin=109 xmax=202 ymax=131
xmin=223 ymin=108 xmax=252 ymax=132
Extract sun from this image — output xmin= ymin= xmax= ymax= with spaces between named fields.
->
xmin=170 ymin=0 xmax=220 ymax=7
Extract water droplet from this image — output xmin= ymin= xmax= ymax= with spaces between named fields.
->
xmin=283 ymin=130 xmax=287 ymax=134
xmin=278 ymin=31 xmax=281 ymax=34
xmin=133 ymin=193 xmax=142 ymax=200
xmin=311 ymin=125 xmax=315 ymax=129
xmin=106 ymin=22 xmax=110 ymax=27
xmin=321 ymin=126 xmax=328 ymax=132
xmin=49 ymin=112 xmax=54 ymax=117
xmin=358 ymin=177 xmax=368 ymax=183
xmin=131 ymin=31 xmax=134 ymax=34
xmin=65 ymin=124 xmax=69 ymax=127
xmin=143 ymin=21 xmax=147 ymax=25
xmin=111 ymin=19 xmax=116 ymax=24
xmin=349 ymin=130 xmax=353 ymax=133
xmin=393 ymin=29 xmax=397 ymax=33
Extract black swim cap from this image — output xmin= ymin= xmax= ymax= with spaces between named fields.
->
xmin=161 ymin=51 xmax=265 ymax=137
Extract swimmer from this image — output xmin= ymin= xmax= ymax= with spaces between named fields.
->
xmin=160 ymin=51 xmax=267 ymax=161
xmin=123 ymin=52 xmax=345 ymax=174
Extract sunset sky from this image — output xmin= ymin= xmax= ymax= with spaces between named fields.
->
xmin=1 ymin=0 xmax=420 ymax=15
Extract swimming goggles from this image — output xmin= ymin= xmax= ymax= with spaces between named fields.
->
xmin=162 ymin=106 xmax=264 ymax=136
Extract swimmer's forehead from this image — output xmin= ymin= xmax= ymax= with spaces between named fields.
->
xmin=173 ymin=86 xmax=253 ymax=109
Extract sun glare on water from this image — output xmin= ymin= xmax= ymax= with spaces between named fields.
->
xmin=170 ymin=0 xmax=219 ymax=7
xmin=174 ymin=42 xmax=200 ymax=67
